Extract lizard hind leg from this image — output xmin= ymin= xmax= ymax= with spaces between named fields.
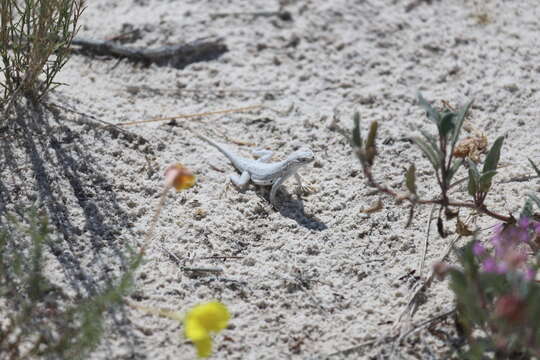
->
xmin=229 ymin=171 xmax=251 ymax=191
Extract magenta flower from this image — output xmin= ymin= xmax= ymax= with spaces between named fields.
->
xmin=477 ymin=217 xmax=539 ymax=281
xmin=473 ymin=242 xmax=486 ymax=256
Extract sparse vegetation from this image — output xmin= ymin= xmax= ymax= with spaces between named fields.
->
xmin=0 ymin=0 xmax=84 ymax=112
xmin=347 ymin=93 xmax=540 ymax=357
xmin=0 ymin=208 xmax=142 ymax=360
xmin=0 ymin=164 xmax=226 ymax=359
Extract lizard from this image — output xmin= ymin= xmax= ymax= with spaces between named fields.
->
xmin=197 ymin=134 xmax=315 ymax=205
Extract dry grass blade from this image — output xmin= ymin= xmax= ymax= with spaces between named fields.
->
xmin=116 ymin=104 xmax=262 ymax=126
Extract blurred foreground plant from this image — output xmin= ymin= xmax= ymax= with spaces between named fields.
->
xmin=133 ymin=301 xmax=230 ymax=358
xmin=437 ymin=211 xmax=540 ymax=358
xmin=0 ymin=164 xmax=198 ymax=359
xmin=0 ymin=0 xmax=84 ymax=111
xmin=345 ymin=93 xmax=540 ymax=356
xmin=0 ymin=208 xmax=142 ymax=360
xmin=133 ymin=164 xmax=231 ymax=358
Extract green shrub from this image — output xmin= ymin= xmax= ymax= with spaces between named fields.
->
xmin=0 ymin=0 xmax=84 ymax=111
xmin=0 ymin=208 xmax=141 ymax=360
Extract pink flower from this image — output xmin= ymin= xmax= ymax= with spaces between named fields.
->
xmin=473 ymin=242 xmax=486 ymax=256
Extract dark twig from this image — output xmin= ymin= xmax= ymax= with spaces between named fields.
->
xmin=405 ymin=0 xmax=434 ymax=12
xmin=210 ymin=11 xmax=292 ymax=21
xmin=71 ymin=36 xmax=228 ymax=69
xmin=501 ymin=175 xmax=538 ymax=183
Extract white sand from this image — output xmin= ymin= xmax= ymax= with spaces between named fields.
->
xmin=3 ymin=0 xmax=540 ymax=358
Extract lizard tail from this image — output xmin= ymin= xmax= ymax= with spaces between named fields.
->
xmin=196 ymin=133 xmax=242 ymax=169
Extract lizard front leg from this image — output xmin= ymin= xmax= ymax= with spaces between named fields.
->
xmin=229 ymin=171 xmax=251 ymax=190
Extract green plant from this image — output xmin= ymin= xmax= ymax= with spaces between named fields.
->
xmin=347 ymin=92 xmax=511 ymax=230
xmin=0 ymin=208 xmax=141 ymax=360
xmin=0 ymin=0 xmax=84 ymax=110
xmin=345 ymin=92 xmax=540 ymax=357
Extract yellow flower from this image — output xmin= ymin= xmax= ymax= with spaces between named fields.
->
xmin=164 ymin=164 xmax=196 ymax=191
xmin=184 ymin=302 xmax=230 ymax=358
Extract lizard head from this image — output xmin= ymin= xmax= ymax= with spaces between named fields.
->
xmin=286 ymin=148 xmax=315 ymax=169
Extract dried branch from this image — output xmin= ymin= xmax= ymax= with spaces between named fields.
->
xmin=71 ymin=36 xmax=228 ymax=69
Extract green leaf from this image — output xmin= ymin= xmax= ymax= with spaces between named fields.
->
xmin=529 ymin=158 xmax=540 ymax=177
xmin=413 ymin=137 xmax=441 ymax=170
xmin=451 ymin=99 xmax=474 ymax=150
xmin=439 ymin=111 xmax=455 ymax=138
xmin=528 ymin=192 xmax=540 ymax=210
xmin=420 ymin=129 xmax=444 ymax=163
xmin=467 ymin=160 xmax=480 ymax=196
xmin=478 ymin=169 xmax=497 ymax=193
xmin=417 ymin=92 xmax=440 ymax=126
xmin=364 ymin=121 xmax=378 ymax=165
xmin=482 ymin=136 xmax=504 ymax=174
xmin=521 ymin=198 xmax=534 ymax=218
xmin=447 ymin=158 xmax=464 ymax=183
xmin=405 ymin=164 xmax=417 ymax=194
xmin=352 ymin=112 xmax=362 ymax=147
xmin=420 ymin=129 xmax=439 ymax=151
xmin=365 ymin=121 xmax=378 ymax=150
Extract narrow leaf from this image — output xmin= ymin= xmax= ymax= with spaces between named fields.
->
xmin=420 ymin=129 xmax=439 ymax=151
xmin=352 ymin=112 xmax=362 ymax=147
xmin=528 ymin=193 xmax=540 ymax=210
xmin=478 ymin=169 xmax=497 ymax=193
xmin=365 ymin=121 xmax=378 ymax=149
xmin=529 ymin=158 xmax=540 ymax=177
xmin=521 ymin=198 xmax=533 ymax=218
xmin=405 ymin=164 xmax=417 ymax=194
xmin=420 ymin=129 xmax=444 ymax=160
xmin=417 ymin=92 xmax=441 ymax=126
xmin=467 ymin=160 xmax=480 ymax=196
xmin=451 ymin=99 xmax=474 ymax=149
xmin=365 ymin=121 xmax=378 ymax=165
xmin=437 ymin=217 xmax=447 ymax=238
xmin=482 ymin=136 xmax=504 ymax=173
xmin=448 ymin=158 xmax=464 ymax=183
xmin=439 ymin=111 xmax=455 ymax=138
xmin=414 ymin=137 xmax=441 ymax=170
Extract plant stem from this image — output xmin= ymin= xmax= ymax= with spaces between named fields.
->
xmin=361 ymin=163 xmax=512 ymax=223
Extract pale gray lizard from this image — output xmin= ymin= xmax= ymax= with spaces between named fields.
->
xmin=197 ymin=134 xmax=314 ymax=205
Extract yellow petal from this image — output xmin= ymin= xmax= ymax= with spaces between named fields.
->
xmin=185 ymin=318 xmax=208 ymax=342
xmin=193 ymin=302 xmax=230 ymax=332
xmin=194 ymin=336 xmax=212 ymax=358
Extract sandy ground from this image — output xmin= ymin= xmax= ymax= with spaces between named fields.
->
xmin=2 ymin=0 xmax=540 ymax=359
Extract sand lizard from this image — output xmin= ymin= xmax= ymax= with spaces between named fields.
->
xmin=197 ymin=134 xmax=314 ymax=205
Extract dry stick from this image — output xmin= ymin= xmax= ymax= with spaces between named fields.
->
xmin=140 ymin=188 xmax=168 ymax=255
xmin=71 ymin=36 xmax=227 ymax=68
xmin=501 ymin=175 xmax=538 ymax=183
xmin=325 ymin=309 xmax=455 ymax=358
xmin=325 ymin=339 xmax=378 ymax=358
xmin=399 ymin=308 xmax=456 ymax=343
xmin=47 ymin=102 xmax=149 ymax=144
xmin=418 ymin=204 xmax=437 ymax=277
xmin=210 ymin=10 xmax=292 ymax=20
xmin=391 ymin=235 xmax=462 ymax=352
xmin=159 ymin=244 xmax=223 ymax=273
xmin=116 ymin=105 xmax=262 ymax=127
